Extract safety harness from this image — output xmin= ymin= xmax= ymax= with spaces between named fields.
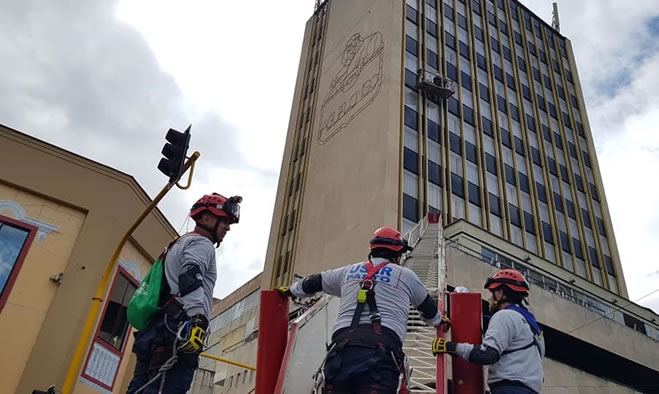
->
xmin=324 ymin=260 xmax=410 ymax=393
xmin=500 ymin=305 xmax=543 ymax=356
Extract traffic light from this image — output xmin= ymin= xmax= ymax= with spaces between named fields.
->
xmin=158 ymin=125 xmax=191 ymax=183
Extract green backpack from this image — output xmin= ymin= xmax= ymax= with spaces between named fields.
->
xmin=126 ymin=255 xmax=166 ymax=330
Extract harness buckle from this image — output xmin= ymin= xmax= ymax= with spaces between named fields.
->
xmin=369 ymin=311 xmax=381 ymax=324
xmin=361 ymin=279 xmax=374 ymax=290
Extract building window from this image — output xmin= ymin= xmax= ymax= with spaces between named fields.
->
xmin=536 ymin=182 xmax=547 ymax=203
xmin=429 ymin=161 xmax=442 ymax=186
xmin=524 ymin=211 xmax=536 ymax=234
xmin=405 ymin=35 xmax=418 ymax=56
xmin=404 ymin=148 xmax=419 ymax=174
xmin=505 ymin=164 xmax=516 ymax=186
xmin=406 ymin=5 xmax=418 ymax=23
xmin=0 ymin=216 xmax=37 ymax=313
xmin=509 ymin=203 xmax=521 ymax=227
xmin=403 ymin=193 xmax=419 ymax=222
xmin=486 ymin=152 xmax=497 ymax=175
xmin=404 ymin=106 xmax=418 ymax=130
xmin=465 ymin=141 xmax=478 ymax=163
xmin=463 ymin=104 xmax=475 ymax=126
xmin=404 ymin=68 xmax=417 ymax=89
xmin=461 ymin=71 xmax=472 ymax=91
xmin=482 ymin=116 xmax=493 ymax=136
xmin=451 ymin=173 xmax=465 ymax=198
xmin=489 ymin=193 xmax=501 ymax=217
xmin=468 ymin=182 xmax=481 ymax=206
xmin=542 ymin=221 xmax=554 ymax=244
xmin=427 ymin=18 xmax=438 ymax=36
xmin=81 ymin=268 xmax=138 ymax=390
xmin=428 ymin=49 xmax=439 ymax=69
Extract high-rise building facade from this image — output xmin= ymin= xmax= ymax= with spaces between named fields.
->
xmin=243 ymin=0 xmax=659 ymax=389
xmin=262 ymin=0 xmax=626 ymax=298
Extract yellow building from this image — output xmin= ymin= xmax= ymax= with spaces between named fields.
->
xmin=0 ymin=124 xmax=178 ymax=393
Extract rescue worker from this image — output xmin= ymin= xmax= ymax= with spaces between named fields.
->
xmin=431 ymin=269 xmax=545 ymax=394
xmin=127 ymin=193 xmax=241 ymax=394
xmin=278 ymin=226 xmax=450 ymax=394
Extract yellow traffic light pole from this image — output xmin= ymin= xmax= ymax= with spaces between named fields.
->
xmin=62 ymin=152 xmax=200 ymax=393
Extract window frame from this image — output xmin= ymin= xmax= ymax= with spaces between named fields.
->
xmin=0 ymin=214 xmax=38 ymax=313
xmin=81 ymin=266 xmax=140 ymax=391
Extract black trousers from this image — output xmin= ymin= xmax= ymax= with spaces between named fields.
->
xmin=324 ymin=346 xmax=400 ymax=394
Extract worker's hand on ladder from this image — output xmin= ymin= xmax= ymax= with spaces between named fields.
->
xmin=431 ymin=338 xmax=457 ymax=355
xmin=439 ymin=315 xmax=451 ymax=332
xmin=275 ymin=286 xmax=293 ymax=297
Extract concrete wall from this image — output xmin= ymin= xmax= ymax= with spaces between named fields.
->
xmin=0 ymin=125 xmax=178 ymax=393
xmin=263 ymin=0 xmax=407 ymax=287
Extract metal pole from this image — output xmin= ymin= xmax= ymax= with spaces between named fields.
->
xmin=436 ymin=212 xmax=449 ymax=394
xmin=450 ymin=293 xmax=484 ymax=394
xmin=199 ymin=352 xmax=256 ymax=371
xmin=61 ymin=152 xmax=200 ymax=393
xmin=255 ymin=290 xmax=289 ymax=394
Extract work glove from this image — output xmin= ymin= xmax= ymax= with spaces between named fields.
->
xmin=275 ymin=286 xmax=293 ymax=297
xmin=178 ymin=314 xmax=208 ymax=354
xmin=439 ymin=315 xmax=451 ymax=332
xmin=431 ymin=338 xmax=457 ymax=355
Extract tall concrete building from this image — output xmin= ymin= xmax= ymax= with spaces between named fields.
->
xmin=263 ymin=0 xmax=625 ymax=296
xmin=248 ymin=0 xmax=659 ymax=391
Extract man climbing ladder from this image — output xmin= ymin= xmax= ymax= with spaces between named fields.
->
xmin=278 ymin=226 xmax=450 ymax=394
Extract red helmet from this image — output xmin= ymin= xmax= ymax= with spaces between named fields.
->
xmin=190 ymin=193 xmax=242 ymax=224
xmin=369 ymin=226 xmax=412 ymax=253
xmin=484 ymin=269 xmax=529 ymax=294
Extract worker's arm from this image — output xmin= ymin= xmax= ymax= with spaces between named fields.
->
xmin=453 ymin=310 xmax=516 ymax=365
xmin=176 ymin=237 xmax=215 ymax=317
xmin=408 ymin=271 xmax=447 ymax=327
xmin=289 ymin=266 xmax=347 ymax=298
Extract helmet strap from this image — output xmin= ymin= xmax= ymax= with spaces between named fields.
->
xmin=194 ymin=216 xmax=221 ymax=247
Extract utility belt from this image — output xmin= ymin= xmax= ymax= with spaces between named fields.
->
xmin=332 ymin=325 xmax=402 ymax=355
xmin=489 ymin=380 xmax=537 ymax=394
xmin=133 ymin=298 xmax=198 ymax=375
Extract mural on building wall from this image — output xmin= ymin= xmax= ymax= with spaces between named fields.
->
xmin=318 ymin=30 xmax=384 ymax=145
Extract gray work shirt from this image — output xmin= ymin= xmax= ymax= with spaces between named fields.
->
xmin=290 ymin=257 xmax=441 ymax=343
xmin=455 ymin=309 xmax=545 ymax=393
xmin=163 ymin=234 xmax=217 ymax=319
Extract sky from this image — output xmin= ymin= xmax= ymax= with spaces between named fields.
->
xmin=0 ymin=0 xmax=657 ymax=313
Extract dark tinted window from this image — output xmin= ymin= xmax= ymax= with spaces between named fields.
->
xmin=451 ymin=173 xmax=465 ymax=197
xmin=404 ymin=147 xmax=419 ymax=174
xmin=465 ymin=141 xmax=478 ymax=163
xmin=404 ymin=106 xmax=417 ymax=130
xmin=403 ymin=193 xmax=419 ymax=221
xmin=489 ymin=193 xmax=501 ymax=216
xmin=519 ymin=172 xmax=530 ymax=193
xmin=524 ymin=211 xmax=536 ymax=234
xmin=509 ymin=203 xmax=521 ymax=227
xmin=482 ymin=116 xmax=493 ymax=136
xmin=429 ymin=160 xmax=442 ymax=185
xmin=406 ymin=35 xmax=418 ymax=56
xmin=468 ymin=182 xmax=481 ymax=206
xmin=486 ymin=153 xmax=497 ymax=174
xmin=536 ymin=182 xmax=547 ymax=202
xmin=505 ymin=164 xmax=516 ymax=185
xmin=542 ymin=221 xmax=554 ymax=244
xmin=450 ymin=132 xmax=462 ymax=154
xmin=554 ymin=192 xmax=563 ymax=212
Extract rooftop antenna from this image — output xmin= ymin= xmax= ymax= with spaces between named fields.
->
xmin=552 ymin=2 xmax=561 ymax=32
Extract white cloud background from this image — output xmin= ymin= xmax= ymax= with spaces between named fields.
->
xmin=0 ymin=0 xmax=657 ymax=312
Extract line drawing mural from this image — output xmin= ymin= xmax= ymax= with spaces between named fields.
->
xmin=318 ymin=31 xmax=384 ymax=145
